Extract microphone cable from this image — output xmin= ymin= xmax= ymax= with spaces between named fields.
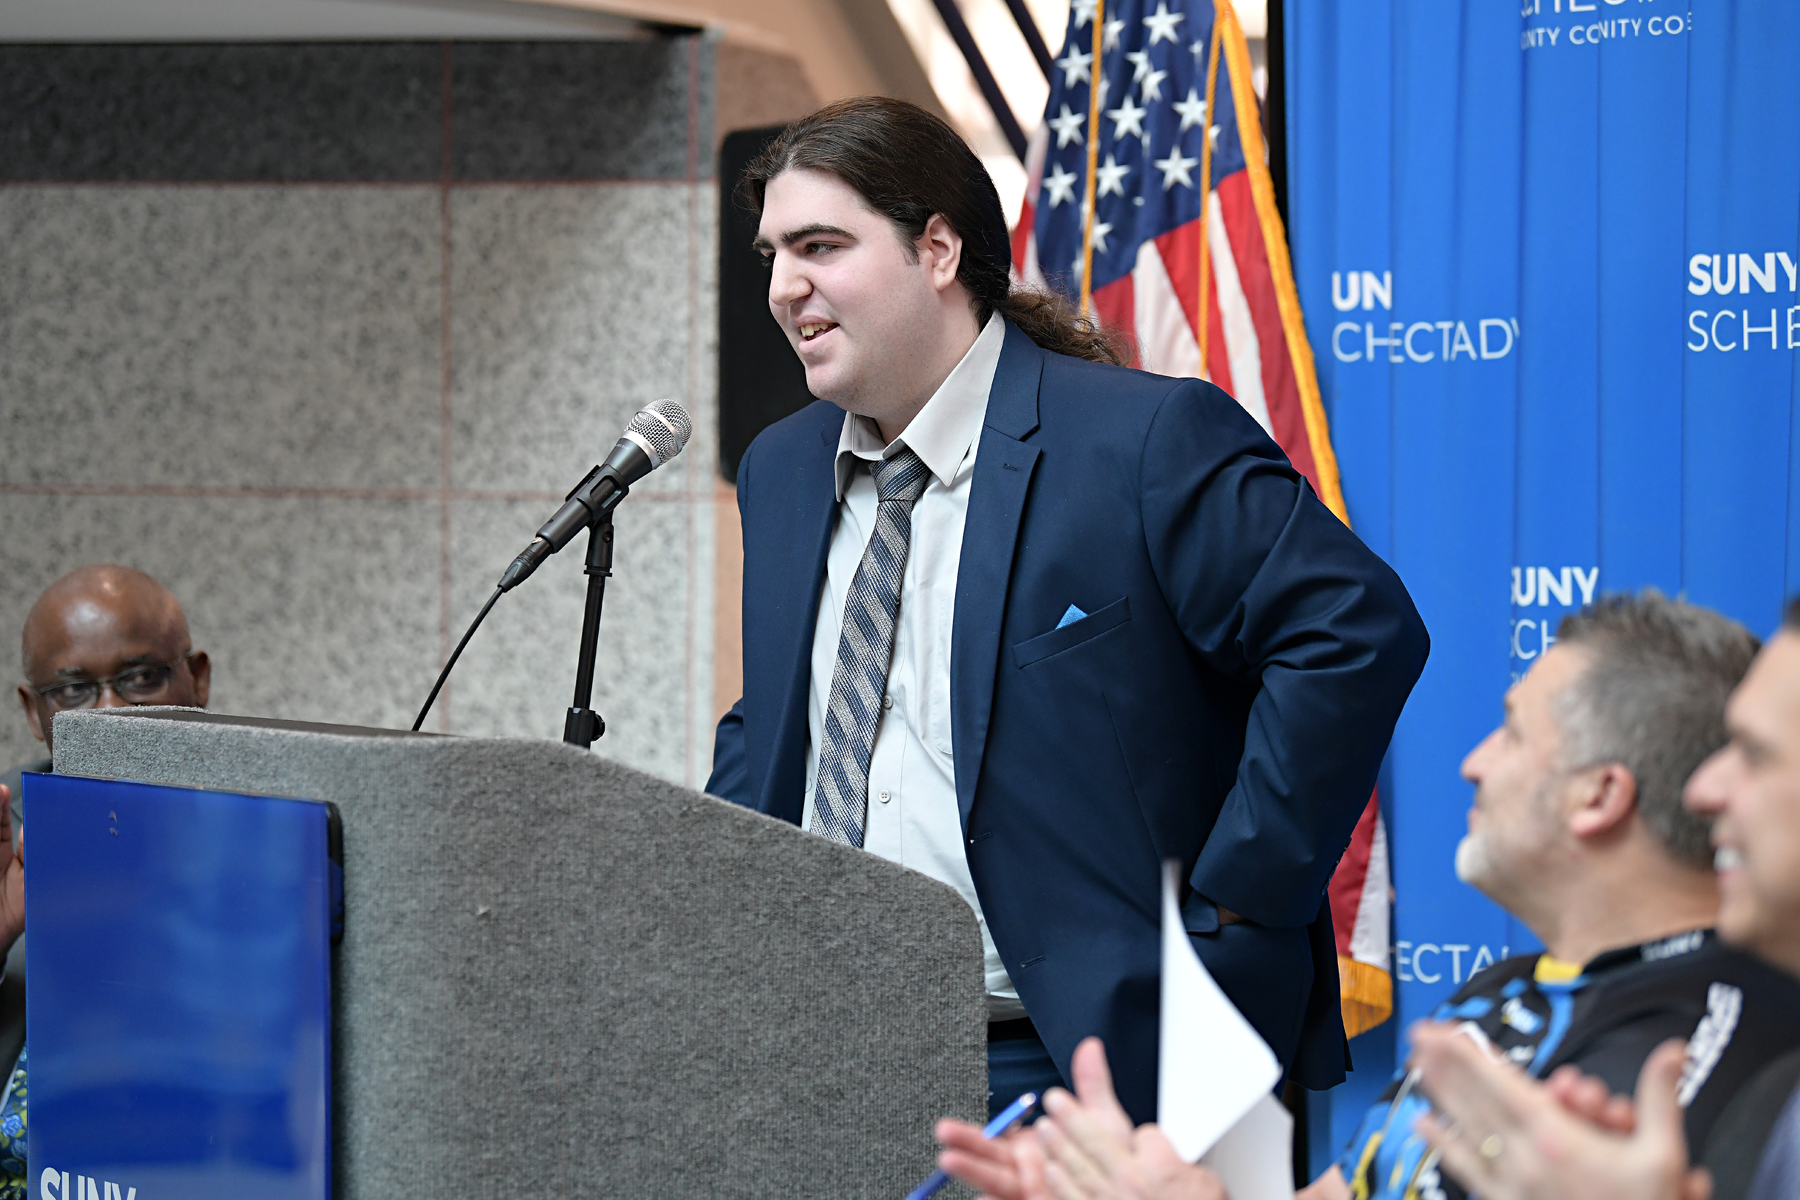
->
xmin=412 ymin=585 xmax=502 ymax=732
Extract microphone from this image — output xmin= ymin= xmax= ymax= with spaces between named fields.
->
xmin=497 ymin=398 xmax=692 ymax=592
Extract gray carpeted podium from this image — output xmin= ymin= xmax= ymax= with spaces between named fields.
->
xmin=50 ymin=707 xmax=987 ymax=1198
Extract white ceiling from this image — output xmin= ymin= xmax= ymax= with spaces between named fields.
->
xmin=0 ymin=0 xmax=645 ymax=42
xmin=1236 ymin=0 xmax=1266 ymax=39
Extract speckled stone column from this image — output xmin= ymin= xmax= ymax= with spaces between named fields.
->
xmin=0 ymin=40 xmax=721 ymax=788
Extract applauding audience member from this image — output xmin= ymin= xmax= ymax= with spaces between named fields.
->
xmin=1413 ymin=596 xmax=1800 ymax=1200
xmin=937 ymin=592 xmax=1797 ymax=1200
xmin=1322 ymin=593 xmax=1797 ymax=1200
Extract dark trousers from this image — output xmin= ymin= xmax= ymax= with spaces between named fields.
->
xmin=987 ymin=1019 xmax=1065 ymax=1121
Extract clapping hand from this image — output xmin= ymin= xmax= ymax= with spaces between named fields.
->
xmin=1409 ymin=1021 xmax=1710 ymax=1200
xmin=936 ymin=1110 xmax=1048 ymax=1199
xmin=0 ymin=787 xmax=21 ymax=956
xmin=1032 ymin=1038 xmax=1225 ymax=1200
xmin=937 ymin=1038 xmax=1227 ymax=1200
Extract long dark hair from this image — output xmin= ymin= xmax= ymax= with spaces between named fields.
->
xmin=739 ymin=97 xmax=1125 ymax=366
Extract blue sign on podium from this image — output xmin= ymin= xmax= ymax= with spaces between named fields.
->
xmin=22 ymin=773 xmax=335 ymax=1200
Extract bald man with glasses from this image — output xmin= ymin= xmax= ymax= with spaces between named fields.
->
xmin=7 ymin=561 xmax=210 ymax=799
xmin=4 ymin=561 xmax=211 ymax=858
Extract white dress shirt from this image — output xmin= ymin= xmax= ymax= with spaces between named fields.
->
xmin=801 ymin=313 xmax=1024 ymax=1019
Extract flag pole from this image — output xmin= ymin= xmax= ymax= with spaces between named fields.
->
xmin=1078 ymin=0 xmax=1106 ymax=315
xmin=1216 ymin=0 xmax=1347 ymax=522
xmin=1195 ymin=6 xmax=1225 ymax=381
xmin=1213 ymin=0 xmax=1384 ymax=1038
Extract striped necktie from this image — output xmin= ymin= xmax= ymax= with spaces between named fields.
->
xmin=809 ymin=448 xmax=933 ymax=848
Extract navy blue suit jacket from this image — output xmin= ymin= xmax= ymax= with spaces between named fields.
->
xmin=708 ymin=322 xmax=1428 ymax=1119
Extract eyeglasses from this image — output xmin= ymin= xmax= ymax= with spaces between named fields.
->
xmin=31 ymin=652 xmax=196 ymax=712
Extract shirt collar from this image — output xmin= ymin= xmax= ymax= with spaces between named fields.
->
xmin=1570 ymin=928 xmax=1714 ymax=978
xmin=833 ymin=312 xmax=1005 ymax=500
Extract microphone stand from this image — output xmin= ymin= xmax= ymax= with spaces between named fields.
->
xmin=563 ymin=505 xmax=615 ymax=748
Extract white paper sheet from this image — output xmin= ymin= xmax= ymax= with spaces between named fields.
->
xmin=1155 ymin=860 xmax=1284 ymax=1164
xmin=1202 ymin=1093 xmax=1296 ymax=1200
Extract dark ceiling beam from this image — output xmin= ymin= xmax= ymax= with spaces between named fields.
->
xmin=926 ymin=0 xmax=1027 ymax=158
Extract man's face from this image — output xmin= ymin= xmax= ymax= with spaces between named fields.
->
xmin=17 ymin=593 xmax=210 ymax=753
xmin=755 ymin=168 xmax=955 ymax=419
xmin=1457 ymin=644 xmax=1591 ymax=908
xmin=1684 ymin=631 xmax=1800 ymax=974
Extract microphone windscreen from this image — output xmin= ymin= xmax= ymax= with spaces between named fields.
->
xmin=629 ymin=399 xmax=692 ymax=467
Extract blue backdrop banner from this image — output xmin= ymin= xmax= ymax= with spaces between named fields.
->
xmin=1284 ymin=0 xmax=1800 ymax=1168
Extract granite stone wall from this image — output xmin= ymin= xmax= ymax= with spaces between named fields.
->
xmin=0 ymin=40 xmax=721 ymax=787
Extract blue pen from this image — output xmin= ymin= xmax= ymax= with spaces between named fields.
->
xmin=904 ymin=1091 xmax=1041 ymax=1200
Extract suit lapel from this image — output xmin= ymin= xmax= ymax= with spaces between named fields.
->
xmin=756 ymin=412 xmax=841 ymax=824
xmin=951 ymin=324 xmax=1044 ymax=831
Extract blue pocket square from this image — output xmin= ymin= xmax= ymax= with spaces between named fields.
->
xmin=1056 ymin=604 xmax=1088 ymax=630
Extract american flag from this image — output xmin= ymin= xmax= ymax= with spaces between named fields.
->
xmin=1011 ymin=0 xmax=1395 ymax=1038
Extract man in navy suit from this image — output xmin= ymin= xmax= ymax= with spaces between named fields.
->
xmin=707 ymin=97 xmax=1429 ymax=1121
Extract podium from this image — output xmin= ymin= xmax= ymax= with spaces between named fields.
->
xmin=49 ymin=708 xmax=987 ymax=1198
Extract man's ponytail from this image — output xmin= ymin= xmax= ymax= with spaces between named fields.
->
xmin=994 ymin=289 xmax=1126 ymax=365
